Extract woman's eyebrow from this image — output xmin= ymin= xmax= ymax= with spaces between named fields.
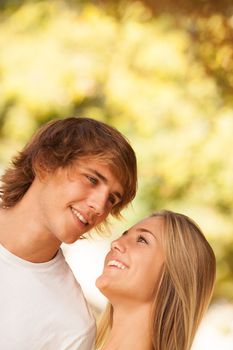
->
xmin=136 ymin=228 xmax=157 ymax=239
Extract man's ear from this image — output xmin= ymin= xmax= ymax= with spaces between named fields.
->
xmin=32 ymin=160 xmax=50 ymax=182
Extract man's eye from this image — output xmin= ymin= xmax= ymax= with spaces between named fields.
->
xmin=108 ymin=194 xmax=116 ymax=206
xmin=86 ymin=175 xmax=98 ymax=185
xmin=137 ymin=235 xmax=148 ymax=244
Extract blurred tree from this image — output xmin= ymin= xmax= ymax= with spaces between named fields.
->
xmin=1 ymin=0 xmax=232 ymax=104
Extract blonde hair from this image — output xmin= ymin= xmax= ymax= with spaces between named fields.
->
xmin=96 ymin=210 xmax=216 ymax=350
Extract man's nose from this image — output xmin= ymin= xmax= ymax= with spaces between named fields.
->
xmin=87 ymin=191 xmax=109 ymax=216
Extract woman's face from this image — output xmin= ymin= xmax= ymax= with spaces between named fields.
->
xmin=96 ymin=216 xmax=165 ymax=304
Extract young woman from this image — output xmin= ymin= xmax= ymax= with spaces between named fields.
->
xmin=95 ymin=210 xmax=216 ymax=350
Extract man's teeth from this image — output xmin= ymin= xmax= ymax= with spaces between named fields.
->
xmin=71 ymin=208 xmax=88 ymax=225
xmin=107 ymin=260 xmax=127 ymax=270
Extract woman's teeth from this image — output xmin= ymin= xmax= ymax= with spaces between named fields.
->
xmin=107 ymin=260 xmax=127 ymax=270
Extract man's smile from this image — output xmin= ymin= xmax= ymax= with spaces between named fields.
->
xmin=70 ymin=207 xmax=89 ymax=225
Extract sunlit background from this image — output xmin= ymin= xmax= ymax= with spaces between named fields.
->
xmin=0 ymin=0 xmax=233 ymax=348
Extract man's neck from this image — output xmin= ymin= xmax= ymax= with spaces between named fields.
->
xmin=0 ymin=204 xmax=61 ymax=263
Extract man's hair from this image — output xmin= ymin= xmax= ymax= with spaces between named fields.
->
xmin=0 ymin=117 xmax=137 ymax=216
xmin=96 ymin=210 xmax=216 ymax=350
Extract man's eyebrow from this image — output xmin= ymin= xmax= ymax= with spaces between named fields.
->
xmin=136 ymin=228 xmax=156 ymax=239
xmin=87 ymin=168 xmax=122 ymax=201
xmin=89 ymin=169 xmax=107 ymax=183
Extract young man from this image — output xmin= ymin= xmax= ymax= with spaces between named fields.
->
xmin=0 ymin=117 xmax=137 ymax=350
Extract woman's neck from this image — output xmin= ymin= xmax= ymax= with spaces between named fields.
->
xmin=101 ymin=303 xmax=153 ymax=350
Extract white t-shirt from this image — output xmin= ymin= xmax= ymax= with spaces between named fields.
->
xmin=0 ymin=244 xmax=96 ymax=350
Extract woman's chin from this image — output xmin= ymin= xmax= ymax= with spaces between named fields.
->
xmin=95 ymin=274 xmax=107 ymax=290
xmin=96 ymin=274 xmax=114 ymax=298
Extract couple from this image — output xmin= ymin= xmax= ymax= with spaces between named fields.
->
xmin=0 ymin=117 xmax=216 ymax=350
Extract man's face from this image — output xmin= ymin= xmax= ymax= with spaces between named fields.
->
xmin=36 ymin=157 xmax=123 ymax=244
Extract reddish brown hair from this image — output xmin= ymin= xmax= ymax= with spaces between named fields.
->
xmin=0 ymin=117 xmax=137 ymax=216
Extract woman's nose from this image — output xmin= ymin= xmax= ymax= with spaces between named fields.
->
xmin=111 ymin=237 xmax=126 ymax=253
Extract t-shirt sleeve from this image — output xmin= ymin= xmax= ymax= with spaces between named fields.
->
xmin=65 ymin=325 xmax=96 ymax=350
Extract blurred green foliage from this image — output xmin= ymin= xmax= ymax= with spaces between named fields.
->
xmin=0 ymin=0 xmax=232 ymax=300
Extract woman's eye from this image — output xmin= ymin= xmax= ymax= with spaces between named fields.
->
xmin=137 ymin=235 xmax=148 ymax=244
xmin=86 ymin=175 xmax=98 ymax=185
